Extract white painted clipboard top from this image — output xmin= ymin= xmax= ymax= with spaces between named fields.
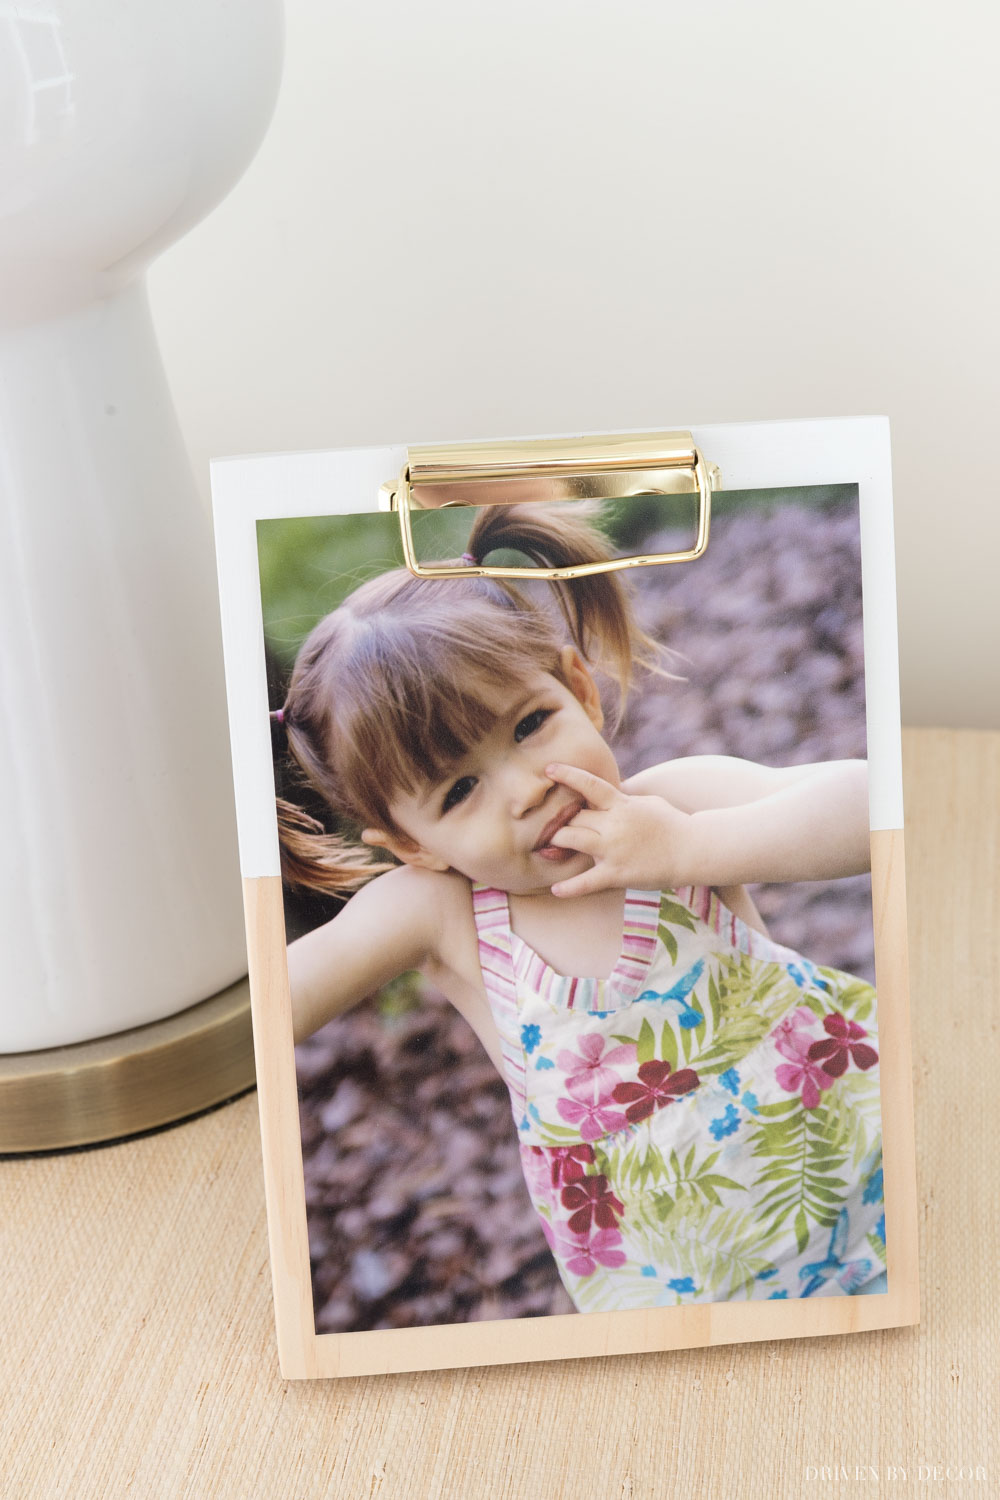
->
xmin=211 ymin=416 xmax=902 ymax=879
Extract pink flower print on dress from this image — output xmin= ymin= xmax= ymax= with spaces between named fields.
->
xmin=556 ymin=1033 xmax=635 ymax=1104
xmin=773 ymin=1007 xmax=820 ymax=1062
xmin=564 ymin=1228 xmax=628 ymax=1278
xmin=775 ymin=1056 xmax=834 ymax=1110
xmin=556 ymin=1093 xmax=629 ymax=1141
xmin=807 ymin=1013 xmax=878 ymax=1078
xmin=560 ymin=1173 xmax=625 ymax=1235
xmin=771 ymin=1005 xmax=834 ymax=1107
xmin=611 ymin=1060 xmax=700 ymax=1124
xmin=772 ymin=1007 xmax=836 ymax=1107
xmin=541 ymin=1218 xmax=627 ymax=1278
xmin=522 ymin=1146 xmax=554 ymax=1198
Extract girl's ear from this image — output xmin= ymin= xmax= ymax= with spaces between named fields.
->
xmin=360 ymin=827 xmax=450 ymax=873
xmin=558 ymin=645 xmax=604 ymax=730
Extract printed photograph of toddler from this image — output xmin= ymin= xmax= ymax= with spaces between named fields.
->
xmin=258 ymin=484 xmax=886 ymax=1333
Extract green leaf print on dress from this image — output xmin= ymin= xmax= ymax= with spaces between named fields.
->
xmin=656 ymin=899 xmax=698 ymax=964
xmin=748 ymin=1097 xmax=851 ymax=1253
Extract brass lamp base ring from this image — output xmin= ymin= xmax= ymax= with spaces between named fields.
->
xmin=0 ymin=976 xmax=255 ymax=1154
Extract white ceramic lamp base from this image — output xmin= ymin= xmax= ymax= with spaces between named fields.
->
xmin=0 ymin=2 xmax=282 ymax=1137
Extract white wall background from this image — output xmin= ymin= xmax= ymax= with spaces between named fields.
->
xmin=148 ymin=0 xmax=1000 ymax=729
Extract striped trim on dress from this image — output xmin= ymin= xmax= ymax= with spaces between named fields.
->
xmin=471 ymin=884 xmax=527 ymax=1123
xmin=474 ymin=887 xmax=661 ymax=1018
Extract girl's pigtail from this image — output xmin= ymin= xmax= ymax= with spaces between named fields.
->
xmin=270 ymin=683 xmax=396 ymax=896
xmin=275 ymin=797 xmax=394 ymax=896
xmin=465 ymin=502 xmax=669 ymax=713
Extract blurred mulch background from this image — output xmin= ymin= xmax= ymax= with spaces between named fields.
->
xmin=289 ymin=494 xmax=875 ymax=1334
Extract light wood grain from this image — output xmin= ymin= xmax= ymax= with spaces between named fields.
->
xmin=2 ymin=728 xmax=997 ymax=1499
xmin=242 ymin=877 xmax=315 ymax=1378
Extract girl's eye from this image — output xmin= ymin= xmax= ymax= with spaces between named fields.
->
xmin=514 ymin=708 xmax=551 ymax=743
xmin=442 ymin=775 xmax=477 ymax=814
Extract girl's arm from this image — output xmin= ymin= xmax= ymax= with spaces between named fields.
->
xmin=286 ymin=864 xmax=440 ymax=1044
xmin=545 ymin=756 xmax=870 ymax=898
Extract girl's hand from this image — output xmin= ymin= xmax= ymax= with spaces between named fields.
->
xmin=544 ymin=763 xmax=695 ymax=897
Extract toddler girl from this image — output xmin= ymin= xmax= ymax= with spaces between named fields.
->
xmin=278 ymin=502 xmax=886 ymax=1311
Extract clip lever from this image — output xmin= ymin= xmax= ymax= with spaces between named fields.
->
xmin=379 ymin=431 xmax=718 ymax=580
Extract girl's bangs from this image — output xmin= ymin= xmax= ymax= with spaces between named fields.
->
xmin=335 ymin=623 xmax=559 ymax=821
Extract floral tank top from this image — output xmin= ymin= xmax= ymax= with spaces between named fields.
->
xmin=472 ymin=882 xmax=886 ymax=1311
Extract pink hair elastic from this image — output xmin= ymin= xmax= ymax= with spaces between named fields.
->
xmin=461 ymin=552 xmax=478 ymax=566
xmin=274 ymin=708 xmax=285 ymax=724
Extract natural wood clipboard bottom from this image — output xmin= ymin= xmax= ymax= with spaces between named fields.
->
xmin=0 ymin=976 xmax=255 ymax=1154
xmin=245 ymin=826 xmax=918 ymax=1380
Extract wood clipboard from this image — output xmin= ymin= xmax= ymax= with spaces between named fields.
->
xmin=212 ymin=415 xmax=917 ymax=1379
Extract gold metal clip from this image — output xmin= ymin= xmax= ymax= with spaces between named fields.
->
xmin=379 ymin=431 xmax=719 ymax=580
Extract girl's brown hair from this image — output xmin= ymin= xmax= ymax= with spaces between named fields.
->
xmin=274 ymin=502 xmax=664 ymax=897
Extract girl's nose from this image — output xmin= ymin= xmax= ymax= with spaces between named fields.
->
xmin=505 ymin=762 xmax=553 ymax=818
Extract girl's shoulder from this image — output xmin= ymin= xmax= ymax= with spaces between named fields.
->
xmin=370 ymin=864 xmax=474 ymax=945
xmin=376 ymin=865 xmax=485 ymax=1003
